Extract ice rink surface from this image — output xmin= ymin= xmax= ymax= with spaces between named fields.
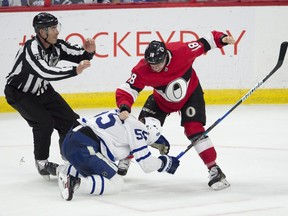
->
xmin=0 ymin=105 xmax=288 ymax=216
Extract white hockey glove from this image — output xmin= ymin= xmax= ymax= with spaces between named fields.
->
xmin=150 ymin=135 xmax=170 ymax=155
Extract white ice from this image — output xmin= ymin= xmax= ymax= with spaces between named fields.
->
xmin=0 ymin=105 xmax=288 ymax=216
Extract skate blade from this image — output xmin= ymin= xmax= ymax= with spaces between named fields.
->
xmin=210 ymin=179 xmax=230 ymax=190
xmin=41 ymin=174 xmax=50 ymax=181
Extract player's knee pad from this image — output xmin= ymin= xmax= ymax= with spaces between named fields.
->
xmin=138 ymin=95 xmax=167 ymax=126
xmin=183 ymin=121 xmax=205 ymax=139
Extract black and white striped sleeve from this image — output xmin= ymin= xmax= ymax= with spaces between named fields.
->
xmin=26 ymin=40 xmax=77 ymax=81
xmin=58 ymin=39 xmax=95 ymax=64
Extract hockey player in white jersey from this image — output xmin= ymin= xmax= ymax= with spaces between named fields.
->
xmin=57 ymin=109 xmax=179 ymax=201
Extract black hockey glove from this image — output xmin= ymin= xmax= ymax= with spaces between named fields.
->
xmin=119 ymin=104 xmax=131 ymax=113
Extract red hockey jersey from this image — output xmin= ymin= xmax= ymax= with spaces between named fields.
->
xmin=116 ymin=31 xmax=227 ymax=113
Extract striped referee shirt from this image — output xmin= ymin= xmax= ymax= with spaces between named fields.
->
xmin=6 ymin=35 xmax=94 ymax=96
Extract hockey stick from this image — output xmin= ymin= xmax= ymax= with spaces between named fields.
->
xmin=176 ymin=41 xmax=288 ymax=159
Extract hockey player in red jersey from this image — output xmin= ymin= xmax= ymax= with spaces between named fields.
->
xmin=115 ymin=31 xmax=235 ymax=190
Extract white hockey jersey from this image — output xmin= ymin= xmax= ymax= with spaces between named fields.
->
xmin=79 ymin=109 xmax=163 ymax=173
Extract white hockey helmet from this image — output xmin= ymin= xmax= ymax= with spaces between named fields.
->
xmin=144 ymin=117 xmax=162 ymax=145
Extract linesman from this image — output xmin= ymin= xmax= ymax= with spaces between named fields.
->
xmin=4 ymin=12 xmax=96 ymax=180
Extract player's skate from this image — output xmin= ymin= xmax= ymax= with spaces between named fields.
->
xmin=45 ymin=161 xmax=59 ymax=176
xmin=208 ymin=165 xmax=230 ymax=190
xmin=35 ymin=160 xmax=59 ymax=181
xmin=117 ymin=158 xmax=131 ymax=176
xmin=58 ymin=172 xmax=81 ymax=201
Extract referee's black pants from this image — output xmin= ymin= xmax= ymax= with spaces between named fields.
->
xmin=4 ymin=85 xmax=79 ymax=160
